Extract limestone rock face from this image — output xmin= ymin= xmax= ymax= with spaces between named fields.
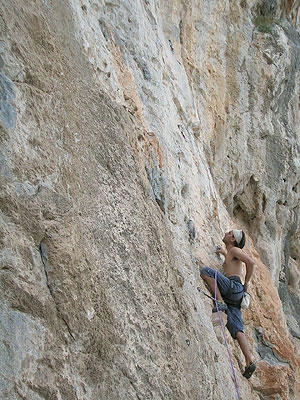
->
xmin=1 ymin=0 xmax=300 ymax=399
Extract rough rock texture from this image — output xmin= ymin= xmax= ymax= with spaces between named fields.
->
xmin=1 ymin=0 xmax=300 ymax=399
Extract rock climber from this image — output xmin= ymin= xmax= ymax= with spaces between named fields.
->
xmin=200 ymin=229 xmax=256 ymax=379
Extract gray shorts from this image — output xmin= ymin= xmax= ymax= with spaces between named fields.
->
xmin=201 ymin=266 xmax=244 ymax=339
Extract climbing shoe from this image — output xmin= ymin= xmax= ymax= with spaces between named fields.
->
xmin=243 ymin=362 xmax=256 ymax=379
xmin=212 ymin=301 xmax=228 ymax=313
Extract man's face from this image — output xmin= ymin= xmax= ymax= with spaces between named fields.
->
xmin=222 ymin=230 xmax=234 ymax=244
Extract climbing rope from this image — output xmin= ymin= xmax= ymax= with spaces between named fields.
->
xmin=213 ymin=270 xmax=241 ymax=400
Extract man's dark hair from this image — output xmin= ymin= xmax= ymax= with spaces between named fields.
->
xmin=234 ymin=231 xmax=245 ymax=249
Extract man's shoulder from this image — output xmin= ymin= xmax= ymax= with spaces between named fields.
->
xmin=229 ymin=247 xmax=255 ymax=265
xmin=228 ymin=247 xmax=243 ymax=256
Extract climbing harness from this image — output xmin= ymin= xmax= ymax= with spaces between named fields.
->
xmin=201 ymin=271 xmax=241 ymax=400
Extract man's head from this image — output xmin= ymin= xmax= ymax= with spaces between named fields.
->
xmin=233 ymin=229 xmax=245 ymax=249
xmin=223 ymin=229 xmax=245 ymax=249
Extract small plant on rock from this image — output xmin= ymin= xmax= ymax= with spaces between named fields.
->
xmin=254 ymin=16 xmax=275 ymax=33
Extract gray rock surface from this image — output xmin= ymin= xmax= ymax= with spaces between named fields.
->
xmin=1 ymin=0 xmax=300 ymax=398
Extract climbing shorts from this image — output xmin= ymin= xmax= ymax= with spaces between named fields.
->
xmin=200 ymin=266 xmax=244 ymax=339
xmin=226 ymin=305 xmax=244 ymax=339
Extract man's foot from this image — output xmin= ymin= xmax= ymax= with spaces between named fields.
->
xmin=243 ymin=362 xmax=256 ymax=379
xmin=212 ymin=301 xmax=228 ymax=313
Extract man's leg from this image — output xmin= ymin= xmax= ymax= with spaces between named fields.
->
xmin=236 ymin=331 xmax=252 ymax=366
xmin=237 ymin=331 xmax=257 ymax=378
xmin=227 ymin=308 xmax=256 ymax=378
xmin=201 ymin=273 xmax=223 ymax=301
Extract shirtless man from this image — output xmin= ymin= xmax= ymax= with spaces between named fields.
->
xmin=200 ymin=229 xmax=256 ymax=379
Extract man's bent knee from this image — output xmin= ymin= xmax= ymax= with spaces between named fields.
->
xmin=200 ymin=266 xmax=214 ymax=278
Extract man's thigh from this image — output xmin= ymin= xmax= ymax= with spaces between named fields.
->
xmin=201 ymin=266 xmax=231 ymax=296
